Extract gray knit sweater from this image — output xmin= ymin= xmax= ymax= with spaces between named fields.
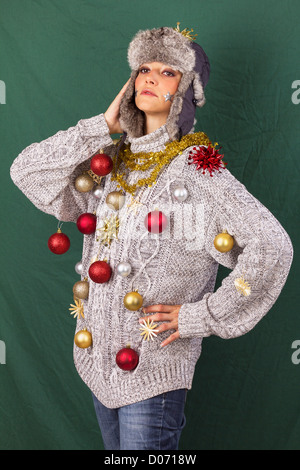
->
xmin=10 ymin=113 xmax=293 ymax=408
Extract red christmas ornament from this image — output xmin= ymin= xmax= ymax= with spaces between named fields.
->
xmin=48 ymin=228 xmax=70 ymax=254
xmin=90 ymin=153 xmax=113 ymax=176
xmin=144 ymin=209 xmax=168 ymax=234
xmin=188 ymin=144 xmax=227 ymax=176
xmin=89 ymin=260 xmax=112 ymax=283
xmin=116 ymin=346 xmax=139 ymax=371
xmin=77 ymin=213 xmax=97 ymax=234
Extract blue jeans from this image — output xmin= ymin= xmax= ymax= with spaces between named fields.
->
xmin=92 ymin=389 xmax=187 ymax=450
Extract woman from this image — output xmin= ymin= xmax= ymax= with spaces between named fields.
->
xmin=10 ymin=26 xmax=293 ymax=451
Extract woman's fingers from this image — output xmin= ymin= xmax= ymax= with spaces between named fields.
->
xmin=139 ymin=305 xmax=181 ymax=329
xmin=119 ymin=77 xmax=131 ymax=96
xmin=142 ymin=304 xmax=180 ymax=314
xmin=139 ymin=304 xmax=182 ymax=347
xmin=140 ymin=312 xmax=172 ymax=323
xmin=104 ymin=77 xmax=131 ymax=134
xmin=161 ymin=332 xmax=180 ymax=348
xmin=111 ymin=78 xmax=131 ymax=108
xmin=139 ymin=310 xmax=179 ymax=331
xmin=156 ymin=321 xmax=176 ymax=333
xmin=139 ymin=314 xmax=177 ymax=337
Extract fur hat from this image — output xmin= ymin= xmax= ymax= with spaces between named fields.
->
xmin=119 ymin=26 xmax=210 ymax=141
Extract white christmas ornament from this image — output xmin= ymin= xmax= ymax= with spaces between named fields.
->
xmin=116 ymin=262 xmax=132 ymax=277
xmin=75 ymin=260 xmax=83 ymax=275
xmin=173 ymin=184 xmax=188 ymax=202
xmin=92 ymin=185 xmax=104 ymax=199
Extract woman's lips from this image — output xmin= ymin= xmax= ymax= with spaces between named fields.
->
xmin=141 ymin=90 xmax=157 ymax=97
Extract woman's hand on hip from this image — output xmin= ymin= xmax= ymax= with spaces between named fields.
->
xmin=139 ymin=304 xmax=182 ymax=347
xmin=104 ymin=78 xmax=131 ymax=134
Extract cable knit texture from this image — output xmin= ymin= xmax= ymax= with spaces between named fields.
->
xmin=10 ymin=113 xmax=293 ymax=408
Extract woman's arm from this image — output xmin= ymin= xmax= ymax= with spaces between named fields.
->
xmin=10 ymin=113 xmax=114 ymax=223
xmin=10 ymin=79 xmax=131 ymax=223
xmin=177 ymin=170 xmax=294 ymax=340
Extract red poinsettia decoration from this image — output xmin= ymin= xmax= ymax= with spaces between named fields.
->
xmin=187 ymin=144 xmax=227 ymax=176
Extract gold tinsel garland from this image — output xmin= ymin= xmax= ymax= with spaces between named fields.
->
xmin=111 ymin=131 xmax=213 ymax=196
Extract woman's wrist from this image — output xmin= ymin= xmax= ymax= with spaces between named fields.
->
xmin=103 ymin=113 xmax=115 ymax=135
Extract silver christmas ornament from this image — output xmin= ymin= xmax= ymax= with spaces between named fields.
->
xmin=75 ymin=260 xmax=83 ymax=275
xmin=173 ymin=185 xmax=188 ymax=202
xmin=92 ymin=185 xmax=104 ymax=199
xmin=116 ymin=262 xmax=132 ymax=278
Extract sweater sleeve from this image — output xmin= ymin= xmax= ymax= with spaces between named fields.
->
xmin=10 ymin=113 xmax=114 ymax=223
xmin=178 ymin=170 xmax=294 ymax=340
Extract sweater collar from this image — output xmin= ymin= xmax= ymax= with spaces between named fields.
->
xmin=126 ymin=124 xmax=171 ymax=154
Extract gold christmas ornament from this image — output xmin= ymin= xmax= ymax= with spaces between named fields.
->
xmin=75 ymin=173 xmax=94 ymax=192
xmin=106 ymin=191 xmax=126 ymax=211
xmin=69 ymin=298 xmax=85 ymax=320
xmin=74 ymin=328 xmax=93 ymax=349
xmin=140 ymin=319 xmax=159 ymax=341
xmin=234 ymin=276 xmax=251 ymax=297
xmin=123 ymin=290 xmax=143 ymax=311
xmin=214 ymin=230 xmax=234 ymax=253
xmin=72 ymin=278 xmax=89 ymax=300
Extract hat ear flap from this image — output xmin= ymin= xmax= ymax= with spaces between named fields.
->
xmin=193 ymin=72 xmax=206 ymax=108
xmin=119 ymin=70 xmax=145 ymax=137
xmin=166 ymin=70 xmax=206 ymax=140
xmin=165 ymin=71 xmax=196 ymax=141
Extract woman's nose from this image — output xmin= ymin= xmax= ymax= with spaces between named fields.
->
xmin=145 ymin=73 xmax=158 ymax=85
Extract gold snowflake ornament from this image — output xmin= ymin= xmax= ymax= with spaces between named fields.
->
xmin=96 ymin=214 xmax=120 ymax=246
xmin=234 ymin=276 xmax=251 ymax=297
xmin=69 ymin=298 xmax=85 ymax=319
xmin=140 ymin=319 xmax=159 ymax=342
xmin=126 ymin=195 xmax=144 ymax=215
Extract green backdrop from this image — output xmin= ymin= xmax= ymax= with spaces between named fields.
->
xmin=1 ymin=0 xmax=299 ymax=450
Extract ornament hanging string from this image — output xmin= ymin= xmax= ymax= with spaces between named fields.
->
xmin=57 ymin=221 xmax=64 ymax=231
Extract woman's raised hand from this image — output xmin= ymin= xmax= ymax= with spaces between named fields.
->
xmin=104 ymin=78 xmax=131 ymax=134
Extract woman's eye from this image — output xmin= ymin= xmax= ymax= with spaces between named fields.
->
xmin=139 ymin=68 xmax=175 ymax=77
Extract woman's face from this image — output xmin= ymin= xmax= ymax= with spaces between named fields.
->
xmin=135 ymin=62 xmax=182 ymax=117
